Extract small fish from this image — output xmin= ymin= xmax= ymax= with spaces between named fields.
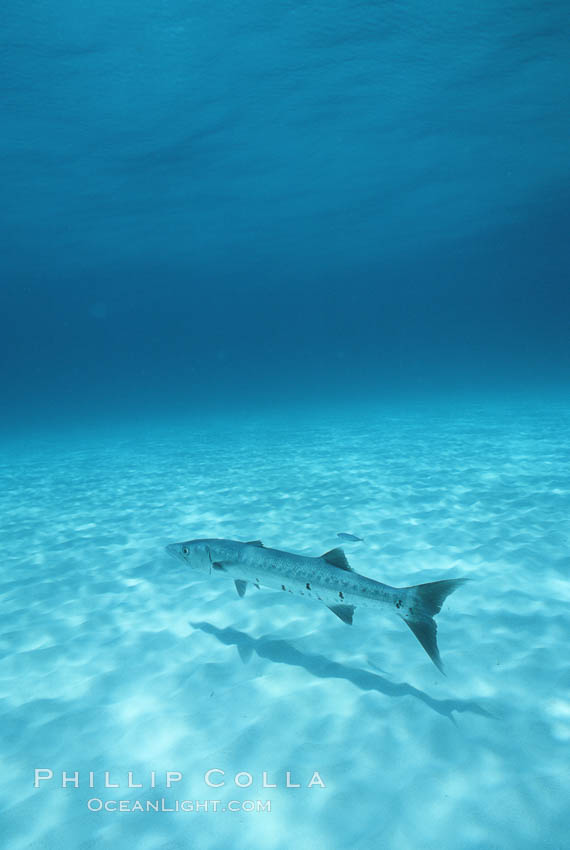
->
xmin=337 ymin=532 xmax=364 ymax=542
xmin=166 ymin=538 xmax=468 ymax=673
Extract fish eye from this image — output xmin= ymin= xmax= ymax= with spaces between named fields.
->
xmin=182 ymin=546 xmax=189 ymax=555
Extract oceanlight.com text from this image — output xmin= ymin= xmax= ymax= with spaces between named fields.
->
xmin=87 ymin=798 xmax=271 ymax=813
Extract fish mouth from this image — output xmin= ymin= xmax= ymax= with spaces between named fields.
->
xmin=165 ymin=543 xmax=179 ymax=558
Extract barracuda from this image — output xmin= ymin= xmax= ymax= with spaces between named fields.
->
xmin=166 ymin=538 xmax=468 ymax=673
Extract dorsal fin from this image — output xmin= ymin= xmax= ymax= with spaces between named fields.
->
xmin=320 ymin=547 xmax=353 ymax=571
xmin=246 ymin=540 xmax=264 ymax=547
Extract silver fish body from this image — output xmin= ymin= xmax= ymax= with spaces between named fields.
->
xmin=166 ymin=538 xmax=468 ymax=672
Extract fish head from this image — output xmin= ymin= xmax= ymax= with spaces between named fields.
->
xmin=165 ymin=539 xmax=212 ymax=574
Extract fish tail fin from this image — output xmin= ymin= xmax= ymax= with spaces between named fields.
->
xmin=400 ymin=578 xmax=469 ymax=674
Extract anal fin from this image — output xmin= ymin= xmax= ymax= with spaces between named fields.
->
xmin=327 ymin=603 xmax=355 ymax=625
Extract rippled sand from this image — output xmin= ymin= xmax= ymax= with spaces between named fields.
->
xmin=1 ymin=404 xmax=569 ymax=849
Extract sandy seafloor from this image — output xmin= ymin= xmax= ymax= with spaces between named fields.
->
xmin=1 ymin=402 xmax=569 ymax=850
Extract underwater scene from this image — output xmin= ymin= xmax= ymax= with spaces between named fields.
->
xmin=1 ymin=0 xmax=569 ymax=848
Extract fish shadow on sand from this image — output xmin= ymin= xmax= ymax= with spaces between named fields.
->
xmin=190 ymin=621 xmax=493 ymax=724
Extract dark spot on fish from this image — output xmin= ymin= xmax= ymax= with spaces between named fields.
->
xmin=339 ymin=591 xmax=344 ymax=600
xmin=306 ymin=583 xmax=311 ymax=590
xmin=396 ymin=599 xmax=403 ymax=609
xmin=281 ymin=584 xmax=286 ymax=591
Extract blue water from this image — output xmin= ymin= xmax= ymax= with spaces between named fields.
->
xmin=1 ymin=1 xmax=569 ymax=848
